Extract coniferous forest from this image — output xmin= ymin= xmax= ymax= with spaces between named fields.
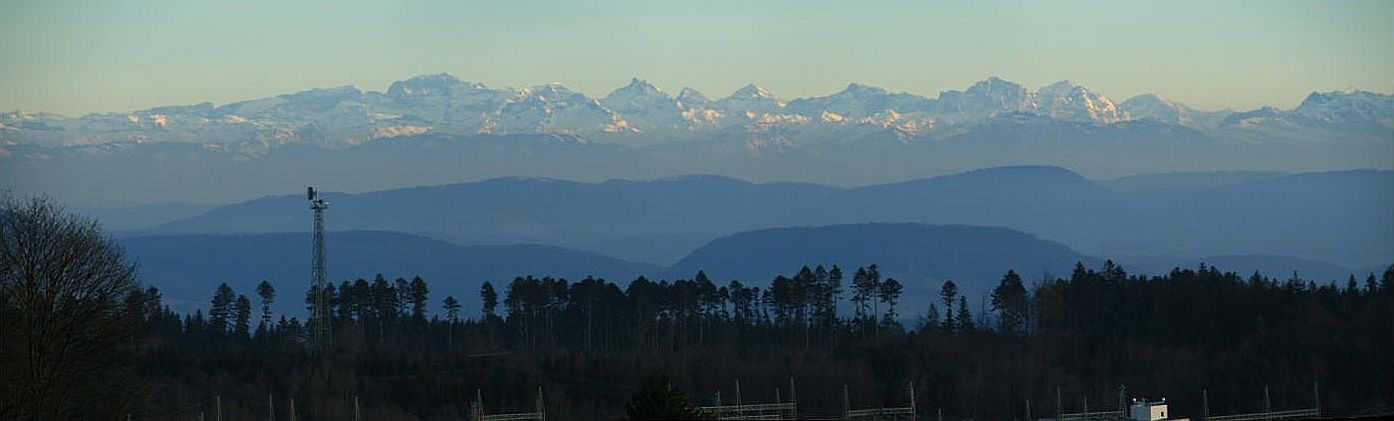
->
xmin=3 ymin=199 xmax=1392 ymax=419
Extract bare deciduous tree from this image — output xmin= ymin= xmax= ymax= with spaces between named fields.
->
xmin=1 ymin=196 xmax=142 ymax=418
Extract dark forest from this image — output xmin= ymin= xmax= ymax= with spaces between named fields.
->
xmin=3 ymin=199 xmax=1391 ymax=419
xmin=116 ymin=263 xmax=1394 ymax=419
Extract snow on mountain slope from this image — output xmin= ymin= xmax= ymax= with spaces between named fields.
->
xmin=1119 ymin=93 xmax=1231 ymax=129
xmin=1034 ymin=80 xmax=1126 ymax=124
xmin=713 ymin=84 xmax=787 ymax=118
xmin=933 ymin=77 xmax=1038 ymax=123
xmin=600 ymin=78 xmax=686 ymax=133
xmin=785 ymin=83 xmax=933 ymax=120
xmin=3 ymin=74 xmax=1388 ymax=153
xmin=488 ymin=83 xmax=634 ymax=135
xmin=1294 ymin=89 xmax=1394 ymax=128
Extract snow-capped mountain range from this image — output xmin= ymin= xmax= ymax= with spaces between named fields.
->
xmin=3 ymin=74 xmax=1389 ymax=154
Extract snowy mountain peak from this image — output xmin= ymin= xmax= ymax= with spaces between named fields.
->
xmin=714 ymin=84 xmax=785 ymax=116
xmin=387 ymin=73 xmax=464 ymax=98
xmin=1220 ymin=106 xmax=1286 ymax=127
xmin=730 ymin=84 xmax=776 ymax=99
xmin=1301 ymin=89 xmax=1377 ymax=105
xmin=934 ymin=76 xmax=1035 ymax=120
xmin=966 ymin=77 xmax=1029 ymax=96
xmin=842 ymin=83 xmax=884 ymax=94
xmin=601 ymin=78 xmax=681 ymax=124
xmin=677 ymin=88 xmax=711 ymax=106
xmin=1295 ymin=89 xmax=1394 ymax=125
xmin=1127 ymin=93 xmax=1166 ymax=102
xmin=404 ymin=73 xmax=461 ymax=84
xmin=1121 ymin=93 xmax=1193 ymax=126
xmin=273 ymin=85 xmax=365 ymax=112
xmin=494 ymin=83 xmax=634 ymax=135
xmin=520 ymin=82 xmax=576 ymax=98
xmin=620 ymin=77 xmax=662 ymax=93
xmin=1119 ymin=93 xmax=1184 ymax=112
xmin=1035 ymin=80 xmax=1125 ymax=124
xmin=1037 ymin=80 xmax=1081 ymax=95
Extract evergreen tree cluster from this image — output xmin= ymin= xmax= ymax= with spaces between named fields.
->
xmin=111 ymin=261 xmax=1393 ymax=419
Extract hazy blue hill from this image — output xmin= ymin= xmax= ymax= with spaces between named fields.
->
xmin=117 ymin=231 xmax=661 ymax=315
xmin=139 ymin=166 xmax=1393 ymax=271
xmin=667 ymin=223 xmax=1096 ymax=313
xmin=73 ymin=202 xmax=218 ymax=231
xmin=149 ymin=173 xmax=843 ymax=264
xmin=1103 ymin=170 xmax=1290 ymax=192
xmin=1119 ymin=170 xmax=1394 ymax=268
xmin=807 ymin=165 xmax=1131 ymax=255
xmin=808 ymin=167 xmax=1392 ymax=270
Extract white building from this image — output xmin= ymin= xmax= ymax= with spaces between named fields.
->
xmin=1130 ymin=398 xmax=1184 ymax=421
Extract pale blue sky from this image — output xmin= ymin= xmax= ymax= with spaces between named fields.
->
xmin=2 ymin=0 xmax=1391 ymax=116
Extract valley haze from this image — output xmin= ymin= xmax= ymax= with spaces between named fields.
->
xmin=105 ymin=166 xmax=1391 ymax=319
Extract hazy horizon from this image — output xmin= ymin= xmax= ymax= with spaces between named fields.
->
xmin=4 ymin=0 xmax=1392 ymax=115
xmin=7 ymin=72 xmax=1394 ymax=119
xmin=62 ymin=165 xmax=1384 ymax=209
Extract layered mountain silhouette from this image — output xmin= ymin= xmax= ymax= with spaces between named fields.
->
xmin=119 ymin=220 xmax=1372 ymax=319
xmin=134 ymin=166 xmax=1392 ymax=273
xmin=119 ymin=223 xmax=1097 ymax=317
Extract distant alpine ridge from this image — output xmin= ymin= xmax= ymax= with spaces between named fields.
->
xmin=3 ymin=74 xmax=1390 ymax=153
xmin=5 ymin=74 xmax=1392 ymax=206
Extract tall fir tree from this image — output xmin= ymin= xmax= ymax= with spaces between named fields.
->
xmin=990 ymin=270 xmax=1029 ymax=334
xmin=410 ymin=276 xmax=430 ymax=320
xmin=233 ymin=295 xmax=252 ymax=337
xmin=209 ymin=283 xmax=236 ymax=333
xmin=255 ymin=280 xmax=276 ymax=329
xmin=879 ymin=277 xmax=904 ymax=325
xmin=939 ymin=280 xmax=958 ymax=332
xmin=443 ymin=296 xmax=461 ymax=322
xmin=480 ymin=281 xmax=499 ymax=318
xmin=956 ymin=295 xmax=974 ymax=332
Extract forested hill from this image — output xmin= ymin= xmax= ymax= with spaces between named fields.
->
xmin=668 ymin=223 xmax=1094 ymax=309
xmin=118 ymin=231 xmax=661 ymax=314
xmin=121 ymin=222 xmax=1379 ymax=319
xmin=119 ymin=223 xmax=1091 ymax=317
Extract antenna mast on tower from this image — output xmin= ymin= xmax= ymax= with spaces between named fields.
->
xmin=308 ymin=187 xmax=331 ymax=348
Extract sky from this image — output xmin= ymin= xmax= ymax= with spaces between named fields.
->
xmin=2 ymin=0 xmax=1391 ymax=116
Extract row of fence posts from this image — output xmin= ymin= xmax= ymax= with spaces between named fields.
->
xmin=470 ymin=386 xmax=546 ymax=421
xmin=703 ymin=378 xmax=922 ymax=420
xmin=143 ymin=390 xmax=536 ymax=421
xmin=700 ymin=378 xmax=798 ymax=419
xmin=1027 ymin=382 xmax=1319 ymax=421
xmin=143 ymin=394 xmax=340 ymax=421
xmin=129 ymin=381 xmax=1321 ymax=420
